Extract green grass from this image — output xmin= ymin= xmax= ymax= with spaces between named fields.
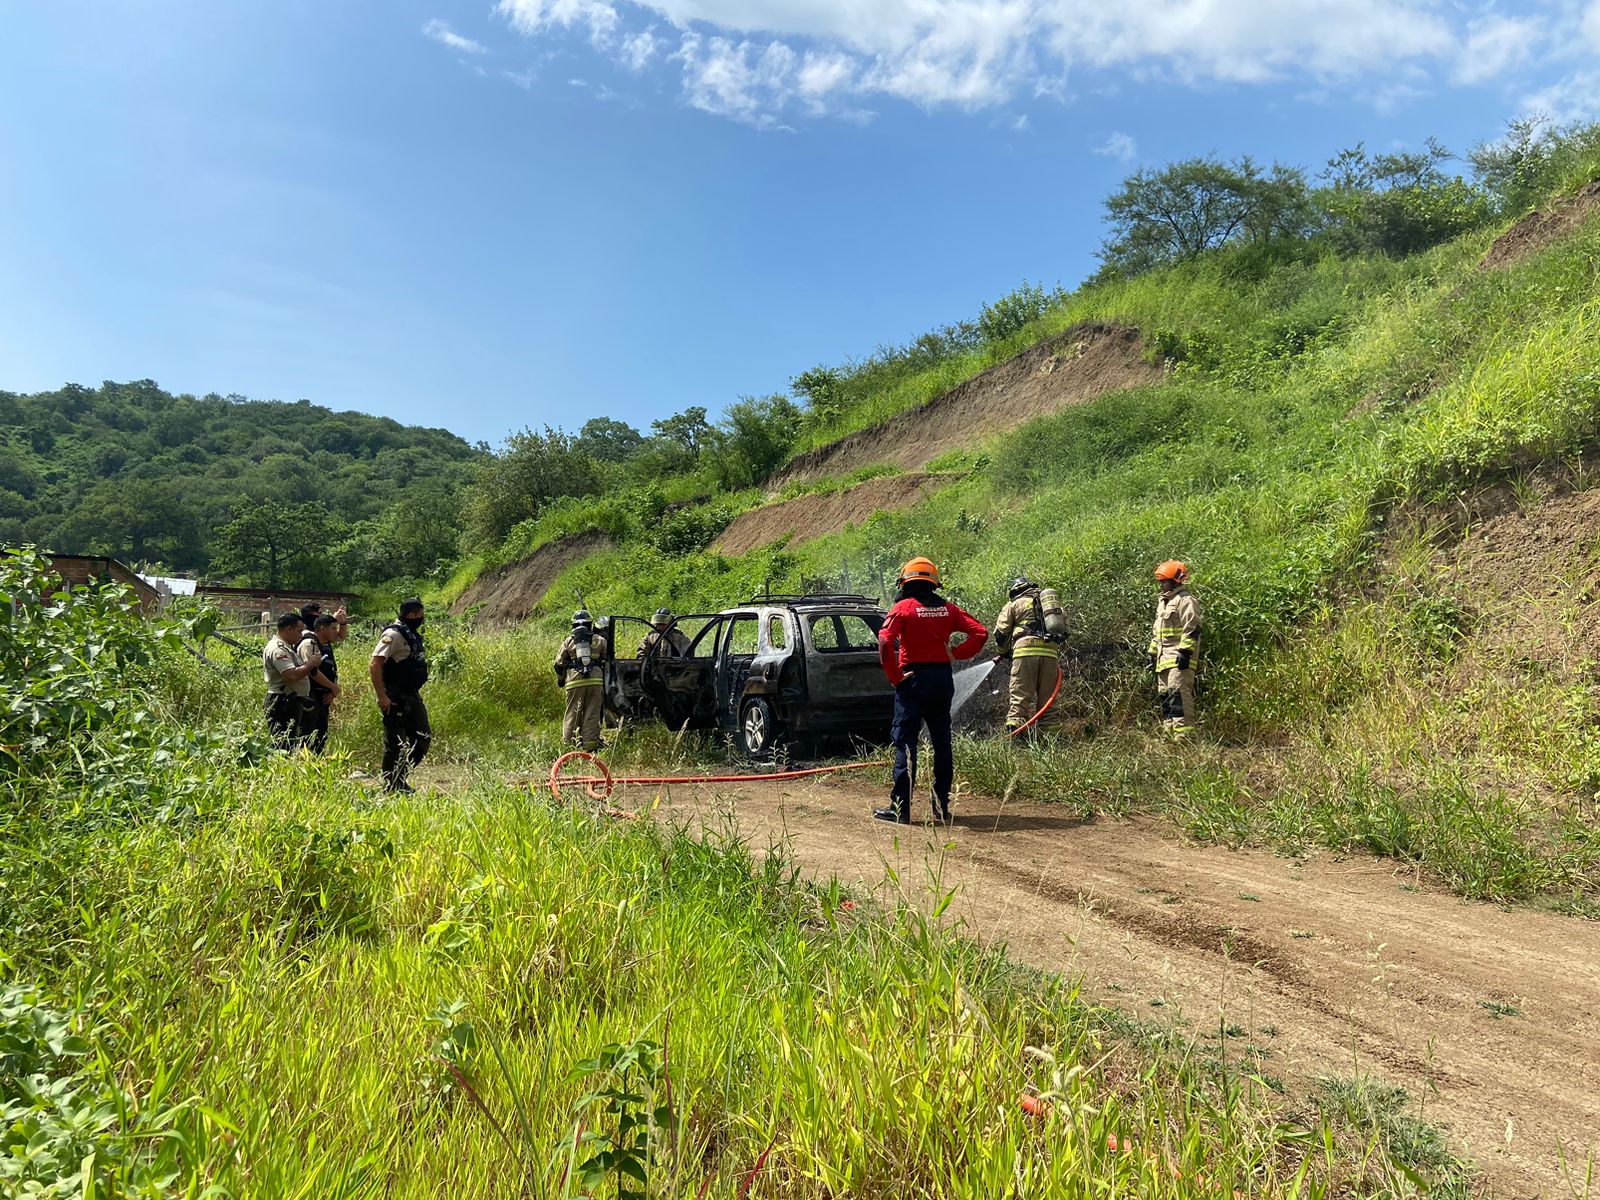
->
xmin=3 ymin=757 xmax=1477 ymax=1198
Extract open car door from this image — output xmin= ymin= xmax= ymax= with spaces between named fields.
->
xmin=604 ymin=614 xmax=723 ymax=731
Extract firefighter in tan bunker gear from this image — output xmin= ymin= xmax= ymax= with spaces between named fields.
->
xmin=554 ymin=611 xmax=608 ymax=751
xmin=1147 ymin=561 xmax=1200 ymax=735
xmin=993 ymin=577 xmax=1061 ymax=732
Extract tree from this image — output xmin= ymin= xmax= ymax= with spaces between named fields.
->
xmin=704 ymin=395 xmax=803 ymax=490
xmin=574 ymin=417 xmax=644 ymax=464
xmin=1316 ymin=140 xmax=1490 ymax=257
xmin=1098 ymin=156 xmax=1314 ymax=278
xmin=459 ymin=428 xmax=600 ymax=551
xmin=650 ymin=406 xmax=713 ymax=457
xmin=210 ymin=500 xmax=341 ymax=589
xmin=63 ymin=479 xmax=198 ymax=565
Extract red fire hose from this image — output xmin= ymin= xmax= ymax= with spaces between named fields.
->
xmin=547 ymin=662 xmax=1063 ymax=805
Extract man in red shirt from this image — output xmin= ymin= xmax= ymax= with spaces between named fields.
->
xmin=876 ymin=557 xmax=989 ymax=824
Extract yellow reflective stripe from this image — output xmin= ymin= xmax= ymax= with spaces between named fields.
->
xmin=1177 ymin=636 xmax=1198 ymax=651
xmin=1012 ymin=645 xmax=1059 ymax=658
xmin=564 ymin=677 xmax=604 ymax=689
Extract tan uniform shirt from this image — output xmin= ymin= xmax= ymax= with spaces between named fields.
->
xmin=371 ymin=626 xmax=413 ymax=664
xmin=555 ymin=634 xmax=609 ymax=688
xmin=995 ymin=593 xmax=1057 ymax=658
xmin=263 ymin=634 xmax=312 ymax=698
xmin=1148 ymin=588 xmax=1201 ymax=671
xmin=638 ymin=628 xmax=691 ymax=658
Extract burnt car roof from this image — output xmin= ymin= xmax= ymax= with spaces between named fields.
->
xmin=736 ymin=593 xmax=882 ymax=610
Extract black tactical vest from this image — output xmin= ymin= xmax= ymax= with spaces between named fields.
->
xmin=298 ymin=632 xmax=337 ymax=697
xmin=381 ymin=622 xmax=429 ymax=692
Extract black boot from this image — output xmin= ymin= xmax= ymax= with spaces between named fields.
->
xmin=873 ymin=805 xmax=910 ymax=824
xmin=931 ymin=794 xmax=952 ymax=824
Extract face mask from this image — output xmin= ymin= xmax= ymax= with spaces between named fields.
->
xmin=402 ymin=614 xmax=425 ymax=629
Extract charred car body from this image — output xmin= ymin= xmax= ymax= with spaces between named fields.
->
xmin=604 ymin=595 xmax=893 ymax=756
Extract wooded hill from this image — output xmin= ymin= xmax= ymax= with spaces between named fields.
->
xmin=0 ymin=379 xmax=481 ymax=588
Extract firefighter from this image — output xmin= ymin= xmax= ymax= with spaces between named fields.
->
xmin=993 ymin=576 xmax=1062 ymax=733
xmin=875 ymin=557 xmax=989 ymax=825
xmin=370 ymin=598 xmax=431 ymax=793
xmin=1147 ymin=561 xmax=1200 ymax=736
xmin=263 ymin=611 xmax=319 ymax=749
xmin=297 ymin=613 xmax=342 ymax=755
xmin=637 ymin=608 xmax=691 ymax=658
xmin=555 ymin=610 xmax=609 ymax=752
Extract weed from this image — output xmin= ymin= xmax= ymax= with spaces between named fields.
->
xmin=1477 ymin=999 xmax=1524 ymax=1019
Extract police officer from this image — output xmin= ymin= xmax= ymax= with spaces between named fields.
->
xmin=297 ymin=613 xmax=342 ymax=754
xmin=369 ymin=598 xmax=431 ymax=792
xmin=637 ymin=608 xmax=690 ymax=658
xmin=555 ymin=610 xmax=609 ymax=752
xmin=263 ymin=612 xmax=319 ymax=749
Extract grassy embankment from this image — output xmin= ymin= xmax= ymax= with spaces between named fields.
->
xmin=452 ymin=181 xmax=1600 ymax=910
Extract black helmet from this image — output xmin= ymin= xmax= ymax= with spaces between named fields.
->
xmin=1008 ymin=576 xmax=1037 ymax=599
xmin=572 ymin=609 xmax=592 ymax=630
xmin=653 ymin=607 xmax=673 ymax=624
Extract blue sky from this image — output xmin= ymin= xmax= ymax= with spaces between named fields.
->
xmin=2 ymin=1 xmax=1597 ymax=445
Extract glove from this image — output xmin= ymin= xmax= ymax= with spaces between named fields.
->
xmin=1176 ymin=649 xmax=1192 ymax=671
xmin=1145 ymin=652 xmax=1158 ymax=673
xmin=553 ymin=665 xmax=565 ymax=685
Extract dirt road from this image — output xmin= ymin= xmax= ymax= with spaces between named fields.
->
xmin=634 ymin=775 xmax=1599 ymax=1198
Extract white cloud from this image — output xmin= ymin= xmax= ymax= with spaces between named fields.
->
xmin=673 ymin=33 xmax=800 ymax=127
xmin=491 ymin=0 xmax=1596 ymax=125
xmin=1453 ymin=14 xmax=1542 ymax=85
xmin=423 ymin=18 xmax=488 ymax=55
xmin=1094 ymin=131 xmax=1137 ymax=161
xmin=1524 ymin=69 xmax=1600 ymax=122
xmin=796 ymin=49 xmax=855 ymax=98
xmin=504 ymin=68 xmax=536 ymax=89
xmin=619 ymin=29 xmax=662 ymax=70
xmin=497 ymin=0 xmax=620 ymax=47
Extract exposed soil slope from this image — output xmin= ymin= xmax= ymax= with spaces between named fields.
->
xmin=1482 ymin=178 xmax=1600 ymax=268
xmin=773 ymin=323 xmax=1161 ymax=487
xmin=710 ymin=472 xmax=955 ymax=556
xmin=626 ymin=776 xmax=1599 ymax=1198
xmin=449 ymin=530 xmax=611 ymax=625
xmin=1432 ymin=483 xmax=1600 ymax=664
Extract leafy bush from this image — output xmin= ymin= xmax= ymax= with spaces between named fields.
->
xmin=977 ymin=280 xmax=1066 ymax=343
xmin=0 ymin=547 xmax=164 ymax=769
xmin=703 ymin=395 xmax=803 ymax=490
xmin=1 ymin=983 xmax=212 ymax=1197
xmin=461 ymin=427 xmax=602 ymax=552
xmin=1472 ymin=116 xmax=1600 ymax=215
xmin=644 ymin=502 xmax=736 ymax=556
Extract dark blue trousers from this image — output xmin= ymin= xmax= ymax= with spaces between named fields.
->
xmin=890 ymin=663 xmax=954 ymax=817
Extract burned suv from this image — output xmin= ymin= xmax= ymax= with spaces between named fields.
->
xmin=603 ymin=595 xmax=892 ymax=756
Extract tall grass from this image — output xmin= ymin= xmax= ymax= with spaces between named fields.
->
xmin=4 ymin=764 xmax=1472 ymax=1196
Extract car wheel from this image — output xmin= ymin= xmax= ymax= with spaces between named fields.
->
xmin=739 ymin=698 xmax=781 ymax=758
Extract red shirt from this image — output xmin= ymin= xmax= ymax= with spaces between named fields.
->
xmin=878 ymin=595 xmax=989 ymax=686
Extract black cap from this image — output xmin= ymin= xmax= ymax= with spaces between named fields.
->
xmin=399 ymin=597 xmax=424 ymax=617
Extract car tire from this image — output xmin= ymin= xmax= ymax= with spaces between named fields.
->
xmin=738 ymin=698 xmax=781 ymax=759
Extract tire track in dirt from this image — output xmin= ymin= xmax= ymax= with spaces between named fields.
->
xmin=636 ymin=775 xmax=1600 ymax=1197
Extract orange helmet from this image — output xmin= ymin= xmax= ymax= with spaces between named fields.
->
xmin=1154 ymin=560 xmax=1189 ymax=584
xmin=897 ymin=556 xmax=941 ymax=586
